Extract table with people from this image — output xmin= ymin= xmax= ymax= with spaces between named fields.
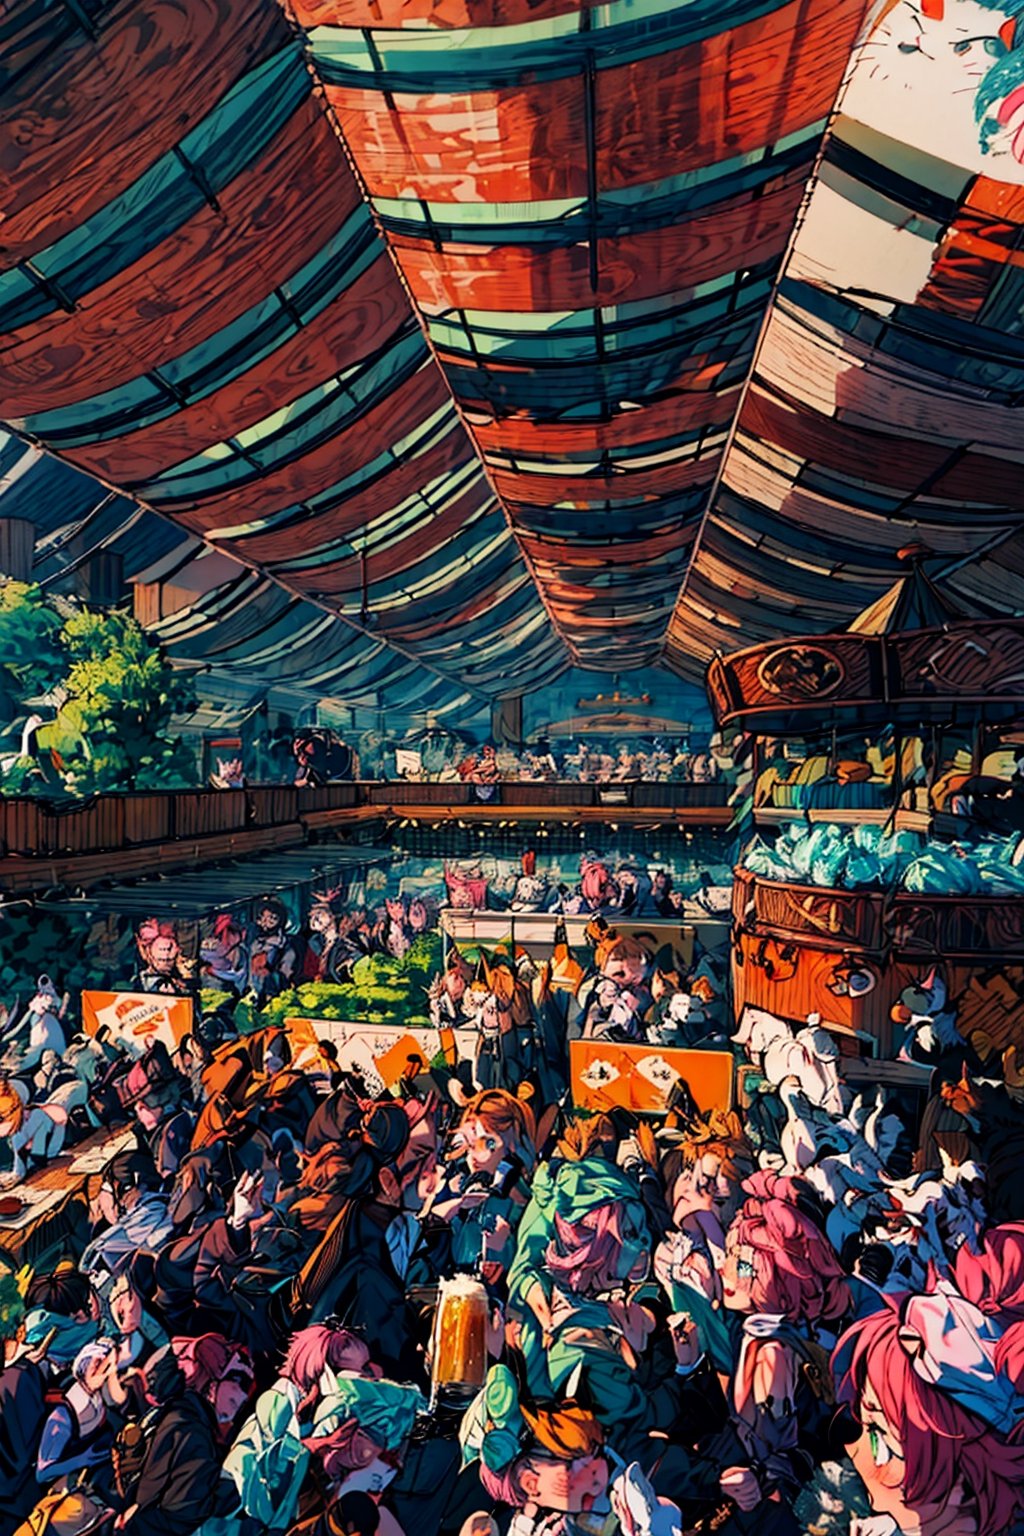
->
xmin=268 ymin=726 xmax=736 ymax=791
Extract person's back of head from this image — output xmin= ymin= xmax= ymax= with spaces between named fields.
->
xmin=330 ymin=1490 xmax=379 ymax=1535
xmin=25 ymin=1262 xmax=94 ymax=1321
xmin=109 ymin=1148 xmax=161 ymax=1200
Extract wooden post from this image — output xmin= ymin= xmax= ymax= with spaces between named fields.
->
xmin=492 ymin=696 xmax=523 ymax=746
xmin=0 ymin=518 xmax=35 ymax=581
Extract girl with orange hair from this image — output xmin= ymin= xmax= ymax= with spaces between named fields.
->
xmin=423 ymin=1089 xmax=536 ymax=1277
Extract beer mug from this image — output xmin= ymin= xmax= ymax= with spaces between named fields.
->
xmin=430 ymin=1275 xmax=489 ymax=1407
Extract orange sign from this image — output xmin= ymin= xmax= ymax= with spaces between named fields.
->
xmin=286 ymin=1018 xmax=471 ymax=1097
xmin=82 ymin=990 xmax=193 ymax=1054
xmin=570 ymin=1041 xmax=733 ymax=1116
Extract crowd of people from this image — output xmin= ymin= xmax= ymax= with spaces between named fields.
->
xmin=205 ymin=731 xmax=735 ymax=794
xmin=97 ymin=892 xmax=441 ymax=1006
xmin=753 ymin=732 xmax=1024 ymax=831
xmin=443 ymin=852 xmax=731 ymax=923
xmin=448 ymin=743 xmax=727 ymax=792
xmin=3 ymin=863 xmax=1024 ymax=1536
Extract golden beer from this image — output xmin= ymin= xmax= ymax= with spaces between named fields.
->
xmin=430 ymin=1274 xmax=489 ymax=1405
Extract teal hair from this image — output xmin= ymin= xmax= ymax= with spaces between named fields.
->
xmin=459 ymin=1364 xmax=525 ymax=1473
xmin=311 ymin=1370 xmax=424 ymax=1450
xmin=973 ymin=0 xmax=1024 ymax=150
xmin=22 ymin=1306 xmax=100 ymax=1364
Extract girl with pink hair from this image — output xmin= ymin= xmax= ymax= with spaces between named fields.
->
xmin=506 ymin=1158 xmax=680 ymax=1458
xmin=708 ymin=1172 xmax=851 ymax=1518
xmin=218 ymin=1323 xmax=382 ymax=1532
xmin=835 ymin=1300 xmax=1024 ymax=1536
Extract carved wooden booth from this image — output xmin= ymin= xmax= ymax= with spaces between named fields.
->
xmin=709 ymin=555 xmax=1024 ymax=1061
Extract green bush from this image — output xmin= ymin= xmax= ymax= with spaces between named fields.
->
xmin=0 ymin=1259 xmax=24 ymax=1343
xmin=243 ymin=931 xmax=443 ymax=1031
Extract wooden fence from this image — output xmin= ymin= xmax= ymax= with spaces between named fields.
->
xmin=0 ymin=780 xmax=730 ymax=859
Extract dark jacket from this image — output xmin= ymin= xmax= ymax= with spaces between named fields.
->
xmin=291 ymin=1197 xmax=426 ymax=1385
xmin=192 ymin=1215 xmax=305 ymax=1354
xmin=123 ymin=1389 xmax=230 ymax=1536
xmin=0 ymin=1358 xmax=47 ymax=1536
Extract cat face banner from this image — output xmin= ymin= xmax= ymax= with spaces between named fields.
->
xmin=793 ymin=0 xmax=1024 ymax=298
xmin=844 ymin=0 xmax=1024 ymax=176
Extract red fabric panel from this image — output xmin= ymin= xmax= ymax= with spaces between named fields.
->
xmin=490 ymin=456 xmax=715 ymax=506
xmin=388 ymin=582 xmax=523 ymax=639
xmin=517 ymin=526 xmax=696 ymax=564
xmin=0 ymin=102 xmax=363 ymax=419
xmin=178 ymin=369 xmax=460 ymax=538
xmin=388 ymin=174 xmax=805 ymax=313
xmin=294 ymin=0 xmax=604 ymax=26
xmin=277 ymin=481 xmax=492 ymax=589
xmin=328 ymin=0 xmax=855 ymax=204
xmin=65 ymin=255 xmax=407 ymax=482
xmin=739 ymin=384 xmax=955 ymax=491
xmin=471 ymin=386 xmax=739 ymax=453
xmin=931 ymin=454 xmax=1024 ymax=512
xmin=0 ymin=0 xmax=287 ymax=264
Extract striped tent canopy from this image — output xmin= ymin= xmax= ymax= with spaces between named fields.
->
xmin=296 ymin=0 xmax=868 ymax=669
xmin=2 ymin=0 xmax=1024 ymax=695
xmin=665 ymin=0 xmax=1024 ymax=678
xmin=0 ymin=430 xmax=482 ymax=717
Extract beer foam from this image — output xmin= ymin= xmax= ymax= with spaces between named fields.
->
xmin=442 ymin=1274 xmax=487 ymax=1297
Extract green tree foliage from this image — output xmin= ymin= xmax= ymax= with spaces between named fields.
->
xmin=0 ymin=580 xmax=64 ymax=716
xmin=57 ymin=608 xmax=197 ymax=794
xmin=0 ymin=584 xmax=198 ymax=796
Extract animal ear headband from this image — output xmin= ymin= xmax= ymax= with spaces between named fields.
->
xmin=896 ymin=1288 xmax=1020 ymax=1433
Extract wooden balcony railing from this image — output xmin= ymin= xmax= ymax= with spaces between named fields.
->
xmin=0 ymin=780 xmax=732 ymax=863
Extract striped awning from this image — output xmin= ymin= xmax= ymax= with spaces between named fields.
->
xmin=665 ymin=0 xmax=1024 ymax=677
xmin=2 ymin=0 xmax=1024 ymax=692
xmin=296 ymin=0 xmax=867 ymax=668
xmin=0 ymin=4 xmax=564 ymax=701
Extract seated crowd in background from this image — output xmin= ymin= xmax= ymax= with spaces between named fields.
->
xmin=407 ymin=739 xmax=729 ymax=787
xmin=204 ymin=729 xmax=746 ymax=793
xmin=753 ymin=731 xmax=1024 ymax=831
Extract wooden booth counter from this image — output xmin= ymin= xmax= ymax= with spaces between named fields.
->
xmin=732 ymin=867 xmax=1024 ymax=1060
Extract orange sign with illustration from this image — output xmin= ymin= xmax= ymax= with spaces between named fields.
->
xmin=570 ymin=1041 xmax=734 ymax=1116
xmin=82 ymin=990 xmax=193 ymax=1054
xmin=286 ymin=1017 xmax=470 ymax=1097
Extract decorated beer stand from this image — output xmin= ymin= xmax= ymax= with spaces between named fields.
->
xmin=707 ymin=552 xmax=1024 ymax=1066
